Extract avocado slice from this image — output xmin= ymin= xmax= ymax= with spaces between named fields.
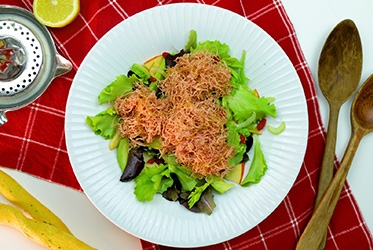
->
xmin=117 ymin=137 xmax=130 ymax=172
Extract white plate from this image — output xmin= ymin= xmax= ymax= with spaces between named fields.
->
xmin=65 ymin=3 xmax=308 ymax=247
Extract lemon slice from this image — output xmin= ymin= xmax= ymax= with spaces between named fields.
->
xmin=33 ymin=0 xmax=80 ymax=28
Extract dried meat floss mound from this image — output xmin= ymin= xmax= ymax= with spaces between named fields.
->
xmin=115 ymin=50 xmax=235 ymax=178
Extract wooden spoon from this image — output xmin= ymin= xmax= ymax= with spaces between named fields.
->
xmin=314 ymin=20 xmax=362 ymax=248
xmin=296 ymin=74 xmax=373 ymax=249
xmin=315 ymin=19 xmax=362 ymax=209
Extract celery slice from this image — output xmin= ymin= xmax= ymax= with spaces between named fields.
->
xmin=267 ymin=121 xmax=286 ymax=135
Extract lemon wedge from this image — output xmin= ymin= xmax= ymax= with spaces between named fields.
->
xmin=33 ymin=0 xmax=80 ymax=28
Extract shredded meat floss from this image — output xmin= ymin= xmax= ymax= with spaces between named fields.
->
xmin=114 ymin=50 xmax=235 ymax=177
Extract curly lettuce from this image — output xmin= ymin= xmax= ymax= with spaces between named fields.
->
xmin=241 ymin=134 xmax=268 ymax=186
xmin=86 ymin=107 xmax=119 ymax=139
xmin=223 ymin=84 xmax=276 ymax=124
xmin=98 ymin=74 xmax=137 ymax=104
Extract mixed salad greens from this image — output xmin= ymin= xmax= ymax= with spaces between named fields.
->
xmin=86 ymin=30 xmax=285 ymax=215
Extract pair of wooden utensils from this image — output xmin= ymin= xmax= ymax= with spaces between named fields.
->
xmin=296 ymin=19 xmax=373 ymax=249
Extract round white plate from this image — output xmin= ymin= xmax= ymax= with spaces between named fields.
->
xmin=65 ymin=3 xmax=308 ymax=247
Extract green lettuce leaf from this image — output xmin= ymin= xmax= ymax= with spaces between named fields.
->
xmin=134 ymin=163 xmax=173 ymax=202
xmin=237 ymin=50 xmax=248 ymax=86
xmin=192 ymin=40 xmax=241 ymax=68
xmin=225 ymin=121 xmax=248 ymax=166
xmin=188 ymin=175 xmax=233 ymax=209
xmin=86 ymin=107 xmax=119 ymax=139
xmin=98 ymin=74 xmax=138 ymax=104
xmin=192 ymin=40 xmax=230 ymax=58
xmin=168 ymin=164 xmax=199 ymax=192
xmin=223 ymin=84 xmax=276 ymax=124
xmin=207 ymin=175 xmax=234 ymax=194
xmin=241 ymin=134 xmax=268 ymax=187
xmin=188 ymin=182 xmax=210 ymax=208
xmin=184 ymin=30 xmax=197 ymax=52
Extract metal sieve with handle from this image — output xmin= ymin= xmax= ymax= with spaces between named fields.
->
xmin=0 ymin=5 xmax=72 ymax=125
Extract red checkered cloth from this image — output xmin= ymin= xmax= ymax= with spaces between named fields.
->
xmin=1 ymin=0 xmax=372 ymax=249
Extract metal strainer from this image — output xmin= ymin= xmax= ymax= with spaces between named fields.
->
xmin=0 ymin=5 xmax=72 ymax=125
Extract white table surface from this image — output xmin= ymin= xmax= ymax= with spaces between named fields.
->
xmin=1 ymin=0 xmax=373 ymax=249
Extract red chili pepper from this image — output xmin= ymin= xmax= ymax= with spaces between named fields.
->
xmin=257 ymin=118 xmax=267 ymax=131
xmin=149 ymin=76 xmax=157 ymax=82
xmin=147 ymin=158 xmax=155 ymax=164
xmin=155 ymin=158 xmax=163 ymax=165
xmin=146 ymin=158 xmax=163 ymax=165
xmin=239 ymin=133 xmax=246 ymax=144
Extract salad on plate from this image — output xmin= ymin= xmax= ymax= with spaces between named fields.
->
xmin=86 ymin=30 xmax=285 ymax=215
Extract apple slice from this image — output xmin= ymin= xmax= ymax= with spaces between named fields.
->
xmin=144 ymin=54 xmax=166 ymax=80
xmin=144 ymin=55 xmax=160 ymax=70
xmin=224 ymin=162 xmax=245 ymax=184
